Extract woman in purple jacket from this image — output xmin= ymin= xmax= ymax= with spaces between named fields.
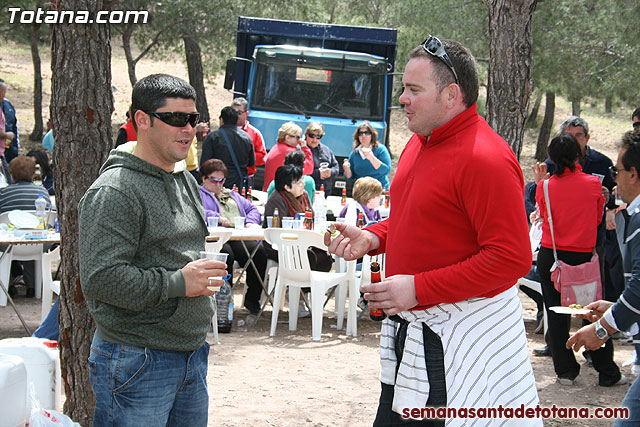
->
xmin=199 ymin=159 xmax=266 ymax=314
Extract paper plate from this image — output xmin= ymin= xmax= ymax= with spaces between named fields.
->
xmin=7 ymin=210 xmax=39 ymax=229
xmin=549 ymin=306 xmax=590 ymax=315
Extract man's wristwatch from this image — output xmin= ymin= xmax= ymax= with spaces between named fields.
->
xmin=594 ymin=320 xmax=610 ymax=340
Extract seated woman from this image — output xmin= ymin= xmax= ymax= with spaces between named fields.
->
xmin=266 ymin=150 xmax=316 ymax=204
xmin=26 ymin=149 xmax=55 ymax=195
xmin=338 ymin=177 xmax=383 ymax=226
xmin=343 ymin=122 xmax=391 ymax=189
xmin=262 ymin=164 xmax=333 ymax=273
xmin=199 ymin=159 xmax=267 ymax=315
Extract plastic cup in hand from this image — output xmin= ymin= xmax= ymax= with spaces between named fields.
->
xmin=207 ymin=216 xmax=219 ymax=232
xmin=234 ymin=216 xmax=245 ymax=229
xmin=614 ymin=186 xmax=624 ymax=206
xmin=267 ymin=216 xmax=273 ymax=228
xmin=199 ymin=251 xmax=229 ymax=288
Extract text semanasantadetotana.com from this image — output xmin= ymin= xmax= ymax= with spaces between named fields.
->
xmin=402 ymin=404 xmax=629 ymax=420
xmin=6 ymin=7 xmax=149 ymax=24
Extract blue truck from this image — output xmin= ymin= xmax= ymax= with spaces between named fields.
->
xmin=224 ymin=16 xmax=398 ymax=194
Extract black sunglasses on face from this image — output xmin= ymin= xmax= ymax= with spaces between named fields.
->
xmin=610 ymin=165 xmax=629 ymax=179
xmin=307 ymin=133 xmax=323 ymax=140
xmin=145 ymin=111 xmax=200 ymax=128
xmin=421 ymin=35 xmax=459 ymax=85
xmin=633 ymin=122 xmax=640 ymax=130
xmin=358 ymin=130 xmax=372 ymax=136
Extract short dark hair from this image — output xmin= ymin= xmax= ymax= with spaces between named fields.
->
xmin=220 ymin=106 xmax=239 ymax=125
xmin=275 ymin=164 xmax=302 ymax=192
xmin=131 ymin=74 xmax=196 ymax=131
xmin=617 ymin=131 xmax=640 ymax=172
xmin=284 ymin=150 xmax=305 ymax=169
xmin=200 ymin=158 xmax=228 ymax=178
xmin=548 ymin=133 xmax=581 ymax=175
xmin=409 ymin=38 xmax=479 ymax=108
xmin=632 ymin=107 xmax=640 ymax=121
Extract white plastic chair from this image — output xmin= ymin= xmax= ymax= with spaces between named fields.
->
xmin=41 ymin=246 xmax=61 ymax=321
xmin=205 ymin=228 xmax=232 ymax=345
xmin=264 ymin=229 xmax=356 ymax=341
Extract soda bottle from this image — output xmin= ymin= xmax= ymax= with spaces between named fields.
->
xmin=320 ymin=184 xmax=325 ymax=194
xmin=241 ymin=186 xmax=246 ymax=198
xmin=341 ymin=188 xmax=347 ymax=206
xmin=215 ymin=281 xmax=233 ymax=333
xmin=384 ymin=189 xmax=390 ymax=209
xmin=303 ymin=210 xmax=314 ymax=230
xmin=247 ymin=186 xmax=252 ymax=201
xmin=232 ymin=184 xmax=238 ymax=193
xmin=272 ymin=208 xmax=281 ymax=228
xmin=369 ymin=262 xmax=386 ymax=321
xmin=356 ymin=211 xmax=365 ymax=228
xmin=33 ymin=164 xmax=43 ymax=186
xmin=35 ymin=194 xmax=48 ymax=229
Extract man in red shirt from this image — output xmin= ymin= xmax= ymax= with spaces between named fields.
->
xmin=232 ymin=97 xmax=266 ymax=186
xmin=325 ymin=37 xmax=538 ymax=425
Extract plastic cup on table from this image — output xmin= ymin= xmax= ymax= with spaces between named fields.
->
xmin=234 ymin=216 xmax=245 ymax=229
xmin=293 ymin=219 xmax=304 ymax=229
xmin=199 ymin=251 xmax=229 ymax=288
xmin=266 ymin=216 xmax=273 ymax=228
xmin=207 ymin=216 xmax=219 ymax=232
xmin=282 ymin=217 xmax=294 ymax=229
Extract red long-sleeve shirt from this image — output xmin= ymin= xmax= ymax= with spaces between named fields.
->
xmin=262 ymin=142 xmax=313 ymax=191
xmin=366 ymin=105 xmax=532 ymax=309
xmin=535 ymin=164 xmax=604 ymax=252
xmin=241 ymin=121 xmax=266 ymax=175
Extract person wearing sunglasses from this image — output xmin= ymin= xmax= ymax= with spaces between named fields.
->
xmin=324 ymin=37 xmax=540 ymax=424
xmin=343 ymin=122 xmax=391 ymax=190
xmin=262 ymin=121 xmax=314 ymax=191
xmin=305 ymin=122 xmax=339 ymax=197
xmin=632 ymin=107 xmax=640 ymax=131
xmin=200 ymin=106 xmax=255 ymax=192
xmin=199 ymin=158 xmax=267 ymax=315
xmin=78 ymin=74 xmax=226 ymax=427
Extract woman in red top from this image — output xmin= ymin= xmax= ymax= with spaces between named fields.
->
xmin=535 ymin=133 xmax=622 ymax=387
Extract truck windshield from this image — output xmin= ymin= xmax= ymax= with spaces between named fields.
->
xmin=251 ymin=46 xmax=387 ymax=121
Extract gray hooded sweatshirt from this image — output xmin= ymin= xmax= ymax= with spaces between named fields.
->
xmin=79 ymin=150 xmax=213 ymax=351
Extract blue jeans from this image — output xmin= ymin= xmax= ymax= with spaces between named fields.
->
xmin=88 ymin=331 xmax=210 ymax=427
xmin=615 ymin=375 xmax=640 ymax=426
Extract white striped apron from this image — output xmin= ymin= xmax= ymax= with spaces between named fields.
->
xmin=379 ymin=286 xmax=542 ymax=426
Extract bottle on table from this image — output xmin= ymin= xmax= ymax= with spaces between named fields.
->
xmin=384 ymin=189 xmax=390 ymax=209
xmin=356 ymin=211 xmax=365 ymax=229
xmin=341 ymin=188 xmax=347 ymax=206
xmin=369 ymin=261 xmax=386 ymax=321
xmin=241 ymin=186 xmax=246 ymax=198
xmin=35 ymin=194 xmax=48 ymax=229
xmin=232 ymin=184 xmax=238 ymax=193
xmin=320 ymin=184 xmax=325 ymax=194
xmin=303 ymin=210 xmax=314 ymax=230
xmin=215 ymin=281 xmax=233 ymax=333
xmin=272 ymin=208 xmax=281 ymax=228
xmin=247 ymin=186 xmax=252 ymax=201
xmin=34 ymin=165 xmax=43 ymax=187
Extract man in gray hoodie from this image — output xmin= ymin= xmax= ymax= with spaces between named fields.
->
xmin=79 ymin=74 xmax=226 ymax=426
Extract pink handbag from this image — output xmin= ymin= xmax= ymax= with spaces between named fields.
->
xmin=543 ymin=180 xmax=602 ymax=307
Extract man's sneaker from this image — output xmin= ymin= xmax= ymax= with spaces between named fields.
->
xmin=600 ymin=374 xmax=628 ymax=387
xmin=534 ymin=311 xmax=544 ymax=334
xmin=557 ymin=377 xmax=575 ymax=386
xmin=533 ymin=345 xmax=550 ymax=357
xmin=298 ymin=299 xmax=309 ymax=318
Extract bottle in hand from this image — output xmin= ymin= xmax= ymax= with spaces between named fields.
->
xmin=369 ymin=261 xmax=386 ymax=321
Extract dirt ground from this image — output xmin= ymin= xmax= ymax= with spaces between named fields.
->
xmin=1 ymin=41 xmax=638 ymax=426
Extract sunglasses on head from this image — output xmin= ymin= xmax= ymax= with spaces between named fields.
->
xmin=145 ymin=111 xmax=200 ymax=128
xmin=421 ymin=35 xmax=459 ymax=85
xmin=307 ymin=133 xmax=323 ymax=140
xmin=358 ymin=130 xmax=372 ymax=136
xmin=205 ymin=176 xmax=225 ymax=183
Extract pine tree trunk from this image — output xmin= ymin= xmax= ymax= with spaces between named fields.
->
xmin=526 ymin=90 xmax=542 ymax=128
xmin=535 ymin=91 xmax=555 ymax=161
xmin=572 ymin=98 xmax=581 ymax=116
xmin=183 ymin=36 xmax=210 ymax=125
xmin=605 ymin=96 xmax=612 ymax=114
xmin=483 ymin=0 xmax=538 ymax=160
xmin=28 ymin=19 xmax=44 ymax=141
xmin=50 ymin=1 xmax=114 ymax=424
